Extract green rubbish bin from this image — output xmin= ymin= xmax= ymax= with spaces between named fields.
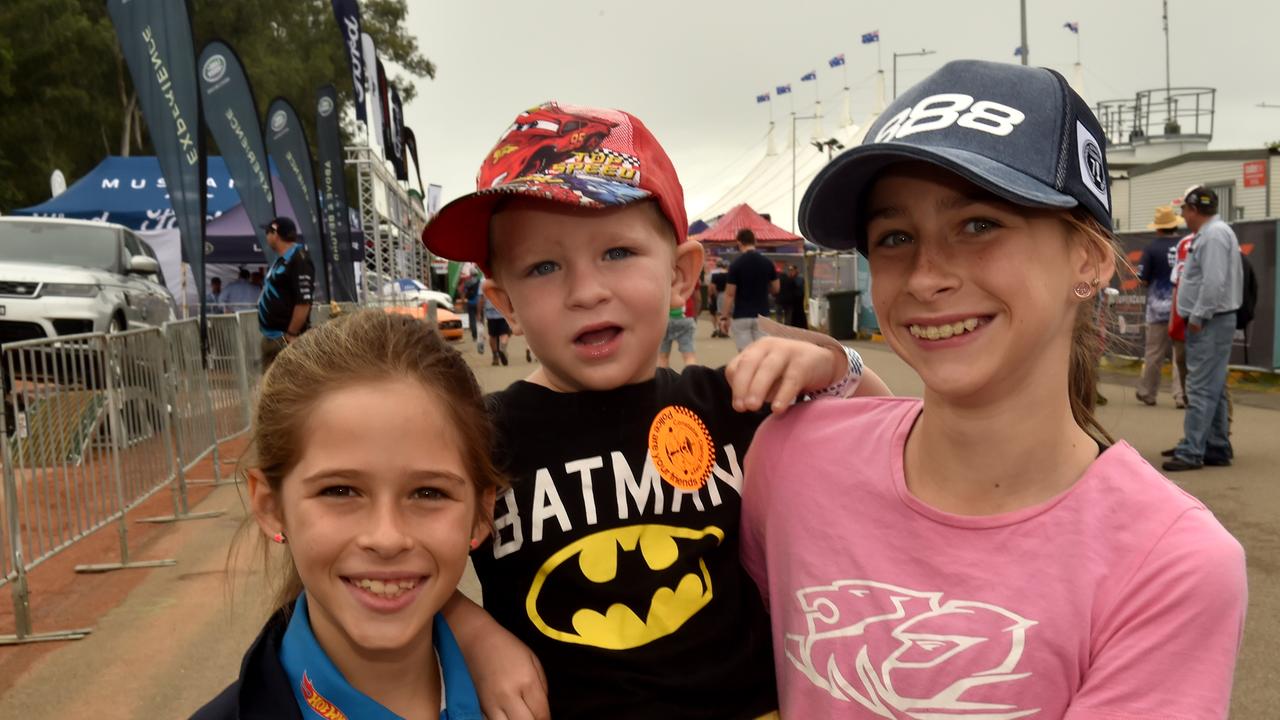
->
xmin=825 ymin=290 xmax=859 ymax=340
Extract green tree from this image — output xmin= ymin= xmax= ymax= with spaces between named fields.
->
xmin=0 ymin=0 xmax=431 ymax=213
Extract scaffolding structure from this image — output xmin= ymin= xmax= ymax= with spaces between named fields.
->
xmin=346 ymin=144 xmax=431 ymax=304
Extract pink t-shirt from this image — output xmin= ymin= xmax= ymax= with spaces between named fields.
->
xmin=741 ymin=397 xmax=1246 ymax=719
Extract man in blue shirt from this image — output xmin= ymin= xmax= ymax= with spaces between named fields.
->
xmin=220 ymin=267 xmax=262 ymax=311
xmin=257 ymin=217 xmax=315 ymax=369
xmin=721 ymin=229 xmax=779 ymax=351
xmin=1163 ymin=188 xmax=1243 ymax=472
xmin=1135 ymin=206 xmax=1183 ymax=406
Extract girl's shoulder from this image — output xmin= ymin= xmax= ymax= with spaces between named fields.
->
xmin=190 ymin=610 xmax=302 ymax=720
xmin=758 ymin=395 xmax=920 ymax=445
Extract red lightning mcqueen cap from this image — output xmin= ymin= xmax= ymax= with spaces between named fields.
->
xmin=421 ymin=101 xmax=689 ymax=275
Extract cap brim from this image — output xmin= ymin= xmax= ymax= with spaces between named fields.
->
xmin=800 ymin=144 xmax=1079 ymax=254
xmin=421 ymin=182 xmax=653 ymax=275
xmin=420 ymin=193 xmax=507 ymax=275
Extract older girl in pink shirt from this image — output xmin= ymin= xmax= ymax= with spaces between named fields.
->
xmin=741 ymin=60 xmax=1245 ymax=719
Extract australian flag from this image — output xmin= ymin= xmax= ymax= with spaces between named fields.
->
xmin=776 ymin=84 xmax=792 ymax=95
xmin=829 ymin=54 xmax=845 ymax=68
xmin=861 ymin=30 xmax=879 ymax=44
xmin=1064 ymin=21 xmax=1079 ymax=33
xmin=801 ymin=70 xmax=817 ymax=82
xmin=756 ymin=92 xmax=770 ymax=103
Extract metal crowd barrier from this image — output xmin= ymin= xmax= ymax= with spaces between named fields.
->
xmin=0 ymin=311 xmax=270 ymax=645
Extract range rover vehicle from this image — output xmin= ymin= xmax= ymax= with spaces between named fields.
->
xmin=0 ymin=217 xmax=177 ymax=346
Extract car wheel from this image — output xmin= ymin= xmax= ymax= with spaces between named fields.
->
xmin=108 ymin=315 xmax=125 ymax=334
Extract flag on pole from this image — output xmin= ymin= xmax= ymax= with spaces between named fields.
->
xmin=1014 ymin=46 xmax=1024 ymax=57
xmin=829 ymin=54 xmax=846 ymax=68
xmin=800 ymin=70 xmax=817 ymax=82
xmin=861 ymin=30 xmax=879 ymax=44
xmin=776 ymin=84 xmax=792 ymax=95
xmin=1064 ymin=21 xmax=1079 ymax=33
xmin=756 ymin=93 xmax=771 ymax=103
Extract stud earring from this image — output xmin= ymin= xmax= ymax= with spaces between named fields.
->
xmin=272 ymin=532 xmax=287 ymax=544
xmin=469 ymin=538 xmax=481 ymax=550
xmin=1072 ymin=282 xmax=1094 ymax=299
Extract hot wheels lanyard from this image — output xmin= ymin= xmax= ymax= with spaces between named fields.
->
xmin=279 ymin=594 xmax=403 ymax=720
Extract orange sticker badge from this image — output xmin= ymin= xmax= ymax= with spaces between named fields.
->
xmin=648 ymin=405 xmax=715 ymax=490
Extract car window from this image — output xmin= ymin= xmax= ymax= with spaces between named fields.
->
xmin=0 ymin=221 xmax=120 ymax=271
xmin=134 ymin=233 xmax=168 ymax=287
xmin=122 ymin=232 xmax=142 ymax=258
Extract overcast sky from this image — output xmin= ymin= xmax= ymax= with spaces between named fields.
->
xmin=401 ymin=0 xmax=1280 ymax=219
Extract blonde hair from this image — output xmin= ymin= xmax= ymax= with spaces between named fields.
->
xmin=1061 ymin=209 xmax=1126 ymax=446
xmin=241 ymin=310 xmax=505 ymax=612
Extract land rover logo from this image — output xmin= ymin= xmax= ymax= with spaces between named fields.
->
xmin=318 ymin=97 xmax=334 ymax=117
xmin=270 ymin=110 xmax=287 ymax=133
xmin=202 ymin=54 xmax=227 ymax=84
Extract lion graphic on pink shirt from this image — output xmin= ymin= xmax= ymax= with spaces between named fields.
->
xmin=785 ymin=580 xmax=1040 ymax=719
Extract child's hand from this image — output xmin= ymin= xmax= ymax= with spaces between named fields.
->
xmin=470 ymin=627 xmax=549 ymax=720
xmin=726 ymin=336 xmax=845 ymax=413
xmin=444 ymin=592 xmax=550 ymax=720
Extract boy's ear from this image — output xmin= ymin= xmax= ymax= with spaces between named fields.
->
xmin=247 ymin=469 xmax=285 ymax=541
xmin=481 ymin=279 xmax=523 ymax=336
xmin=671 ymin=240 xmax=705 ymax=309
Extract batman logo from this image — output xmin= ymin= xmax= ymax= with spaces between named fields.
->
xmin=525 ymin=524 xmax=724 ymax=650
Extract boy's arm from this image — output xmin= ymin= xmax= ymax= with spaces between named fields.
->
xmin=442 ymin=591 xmax=550 ymax=720
xmin=726 ymin=317 xmax=891 ymax=413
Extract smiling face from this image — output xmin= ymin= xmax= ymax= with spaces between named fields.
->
xmin=251 ymin=377 xmax=491 ymax=661
xmin=864 ymin=162 xmax=1107 ymax=404
xmin=485 ymin=199 xmax=703 ymax=392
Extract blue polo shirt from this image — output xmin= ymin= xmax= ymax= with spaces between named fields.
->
xmin=279 ymin=594 xmax=482 ymax=720
xmin=258 ymin=243 xmax=314 ymax=338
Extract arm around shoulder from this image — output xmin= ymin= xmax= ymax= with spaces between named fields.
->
xmin=442 ymin=590 xmax=550 ymax=720
xmin=1065 ymin=508 xmax=1246 ymax=718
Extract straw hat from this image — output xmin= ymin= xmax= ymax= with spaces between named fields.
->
xmin=1147 ymin=205 xmax=1186 ymax=230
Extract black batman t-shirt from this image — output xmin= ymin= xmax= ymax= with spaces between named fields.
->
xmin=475 ymin=367 xmax=777 ymax=719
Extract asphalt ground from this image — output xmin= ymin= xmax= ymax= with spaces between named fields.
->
xmin=0 ymin=318 xmax=1275 ymax=717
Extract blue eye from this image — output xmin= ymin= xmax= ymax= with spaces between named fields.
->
xmin=604 ymin=247 xmax=634 ymax=261
xmin=527 ymin=260 xmax=559 ymax=277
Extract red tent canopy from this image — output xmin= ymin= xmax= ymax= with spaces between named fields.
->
xmin=691 ymin=203 xmax=803 ymax=246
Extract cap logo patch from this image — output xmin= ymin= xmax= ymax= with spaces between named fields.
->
xmin=875 ymin=94 xmax=1026 ymax=143
xmin=1076 ymin=121 xmax=1109 ymax=210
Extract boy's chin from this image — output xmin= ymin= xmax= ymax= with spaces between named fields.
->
xmin=537 ymin=359 xmax=659 ymax=393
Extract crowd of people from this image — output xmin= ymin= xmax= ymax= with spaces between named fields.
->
xmin=195 ymin=62 xmax=1246 ymax=720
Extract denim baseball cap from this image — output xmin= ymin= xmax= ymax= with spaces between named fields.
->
xmin=801 ymin=59 xmax=1113 ymax=254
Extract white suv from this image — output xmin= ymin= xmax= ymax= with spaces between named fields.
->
xmin=0 ymin=217 xmax=177 ymax=346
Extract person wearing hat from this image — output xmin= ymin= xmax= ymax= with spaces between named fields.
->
xmin=420 ymin=100 xmax=891 ymax=720
xmin=739 ymin=60 xmax=1244 ymax=716
xmin=1162 ymin=187 xmax=1243 ymax=472
xmin=1134 ymin=205 xmax=1185 ymax=405
xmin=257 ymin=217 xmax=315 ymax=369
